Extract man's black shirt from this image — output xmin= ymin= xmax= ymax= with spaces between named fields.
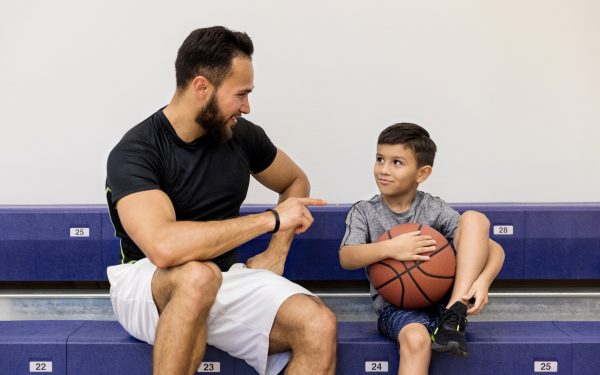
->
xmin=106 ymin=109 xmax=277 ymax=270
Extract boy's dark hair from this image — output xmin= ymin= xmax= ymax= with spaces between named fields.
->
xmin=175 ymin=26 xmax=254 ymax=89
xmin=378 ymin=123 xmax=437 ymax=167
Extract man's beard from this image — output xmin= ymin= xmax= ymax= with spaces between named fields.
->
xmin=195 ymin=93 xmax=233 ymax=144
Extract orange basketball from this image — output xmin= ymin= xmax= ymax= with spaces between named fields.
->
xmin=367 ymin=223 xmax=456 ymax=309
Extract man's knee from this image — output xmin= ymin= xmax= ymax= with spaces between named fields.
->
xmin=299 ymin=299 xmax=337 ymax=346
xmin=398 ymin=324 xmax=431 ymax=355
xmin=173 ymin=261 xmax=222 ymax=307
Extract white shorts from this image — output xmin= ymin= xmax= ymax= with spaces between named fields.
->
xmin=107 ymin=258 xmax=314 ymax=375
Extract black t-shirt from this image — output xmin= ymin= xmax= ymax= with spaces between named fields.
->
xmin=105 ymin=109 xmax=277 ymax=270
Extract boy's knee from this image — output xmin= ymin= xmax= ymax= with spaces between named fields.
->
xmin=398 ymin=324 xmax=431 ymax=355
xmin=460 ymin=210 xmax=490 ymax=230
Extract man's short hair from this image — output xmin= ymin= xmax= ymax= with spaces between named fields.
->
xmin=377 ymin=123 xmax=437 ymax=167
xmin=175 ymin=26 xmax=254 ymax=89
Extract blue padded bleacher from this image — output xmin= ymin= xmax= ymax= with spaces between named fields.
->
xmin=2 ymin=320 xmax=600 ymax=374
xmin=3 ymin=203 xmax=599 ymax=281
xmin=2 ymin=203 xmax=600 ymax=374
xmin=554 ymin=322 xmax=600 ymax=374
xmin=339 ymin=321 xmax=575 ymax=375
xmin=67 ymin=321 xmax=251 ymax=375
xmin=0 ymin=320 xmax=83 ymax=374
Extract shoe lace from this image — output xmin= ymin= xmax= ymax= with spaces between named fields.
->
xmin=439 ymin=307 xmax=468 ymax=332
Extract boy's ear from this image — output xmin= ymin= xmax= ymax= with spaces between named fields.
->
xmin=416 ymin=165 xmax=433 ymax=183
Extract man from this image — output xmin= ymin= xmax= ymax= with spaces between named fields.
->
xmin=105 ymin=26 xmax=337 ymax=375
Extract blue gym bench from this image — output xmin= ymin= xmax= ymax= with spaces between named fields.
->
xmin=1 ymin=320 xmax=599 ymax=374
xmin=1 ymin=204 xmax=600 ymax=374
xmin=1 ymin=203 xmax=600 ymax=282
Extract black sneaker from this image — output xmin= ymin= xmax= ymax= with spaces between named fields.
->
xmin=431 ymin=301 xmax=469 ymax=358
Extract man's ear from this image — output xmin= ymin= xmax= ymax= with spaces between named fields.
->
xmin=416 ymin=165 xmax=433 ymax=183
xmin=191 ymin=76 xmax=212 ymax=99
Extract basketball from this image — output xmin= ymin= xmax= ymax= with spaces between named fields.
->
xmin=367 ymin=223 xmax=456 ymax=309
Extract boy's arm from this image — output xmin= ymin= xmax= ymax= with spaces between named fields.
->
xmin=462 ymin=239 xmax=505 ymax=314
xmin=339 ymin=243 xmax=391 ymax=270
xmin=339 ymin=232 xmax=437 ymax=270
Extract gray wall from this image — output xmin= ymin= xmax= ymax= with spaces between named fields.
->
xmin=1 ymin=0 xmax=599 ymax=204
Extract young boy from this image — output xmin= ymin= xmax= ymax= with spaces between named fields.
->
xmin=339 ymin=123 xmax=505 ymax=375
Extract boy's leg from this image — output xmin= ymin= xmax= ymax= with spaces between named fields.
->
xmin=377 ymin=306 xmax=434 ymax=375
xmin=431 ymin=210 xmax=490 ymax=357
xmin=398 ymin=323 xmax=431 ymax=375
xmin=448 ymin=210 xmax=490 ymax=306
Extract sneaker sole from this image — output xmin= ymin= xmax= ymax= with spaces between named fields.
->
xmin=431 ymin=341 xmax=468 ymax=358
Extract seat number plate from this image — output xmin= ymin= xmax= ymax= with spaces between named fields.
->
xmin=29 ymin=361 xmax=52 ymax=372
xmin=534 ymin=361 xmax=557 ymax=372
xmin=493 ymin=225 xmax=513 ymax=235
xmin=198 ymin=362 xmax=220 ymax=372
xmin=365 ymin=361 xmax=388 ymax=372
xmin=70 ymin=227 xmax=90 ymax=237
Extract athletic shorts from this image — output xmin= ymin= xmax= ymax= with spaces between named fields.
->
xmin=376 ymin=303 xmax=445 ymax=342
xmin=107 ymin=258 xmax=313 ymax=375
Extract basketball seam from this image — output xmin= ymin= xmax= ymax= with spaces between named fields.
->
xmin=396 ymin=241 xmax=451 ymax=277
xmin=401 ymin=261 xmax=435 ymax=306
xmin=373 ymin=261 xmax=404 ymax=290
xmin=415 ymin=264 xmax=454 ymax=279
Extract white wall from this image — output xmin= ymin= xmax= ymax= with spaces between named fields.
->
xmin=1 ymin=0 xmax=599 ymax=204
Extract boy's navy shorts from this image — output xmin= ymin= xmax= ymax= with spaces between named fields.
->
xmin=377 ymin=302 xmax=446 ymax=342
xmin=376 ymin=278 xmax=453 ymax=342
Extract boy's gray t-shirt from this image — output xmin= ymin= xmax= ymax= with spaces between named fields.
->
xmin=340 ymin=190 xmax=460 ymax=312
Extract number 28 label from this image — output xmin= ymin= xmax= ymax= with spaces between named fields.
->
xmin=493 ymin=225 xmax=513 ymax=235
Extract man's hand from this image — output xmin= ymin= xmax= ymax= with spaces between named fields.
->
xmin=273 ymin=197 xmax=327 ymax=234
xmin=384 ymin=231 xmax=436 ymax=262
xmin=462 ymin=276 xmax=490 ymax=315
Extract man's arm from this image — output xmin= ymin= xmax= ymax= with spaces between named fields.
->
xmin=246 ymin=148 xmax=312 ymax=274
xmin=117 ymin=188 xmax=323 ymax=269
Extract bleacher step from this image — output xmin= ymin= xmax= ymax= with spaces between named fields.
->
xmin=2 ymin=289 xmax=600 ymax=321
xmin=1 ymin=320 xmax=599 ymax=374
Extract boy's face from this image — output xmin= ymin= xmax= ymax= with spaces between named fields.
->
xmin=374 ymin=143 xmax=431 ymax=198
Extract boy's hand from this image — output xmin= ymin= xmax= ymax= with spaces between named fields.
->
xmin=384 ymin=230 xmax=437 ymax=262
xmin=462 ymin=277 xmax=490 ymax=315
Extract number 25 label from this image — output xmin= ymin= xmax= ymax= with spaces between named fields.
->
xmin=534 ymin=361 xmax=557 ymax=372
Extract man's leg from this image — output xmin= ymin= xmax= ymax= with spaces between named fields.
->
xmin=268 ymin=294 xmax=337 ymax=375
xmin=448 ymin=210 xmax=490 ymax=305
xmin=151 ymin=261 xmax=222 ymax=375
